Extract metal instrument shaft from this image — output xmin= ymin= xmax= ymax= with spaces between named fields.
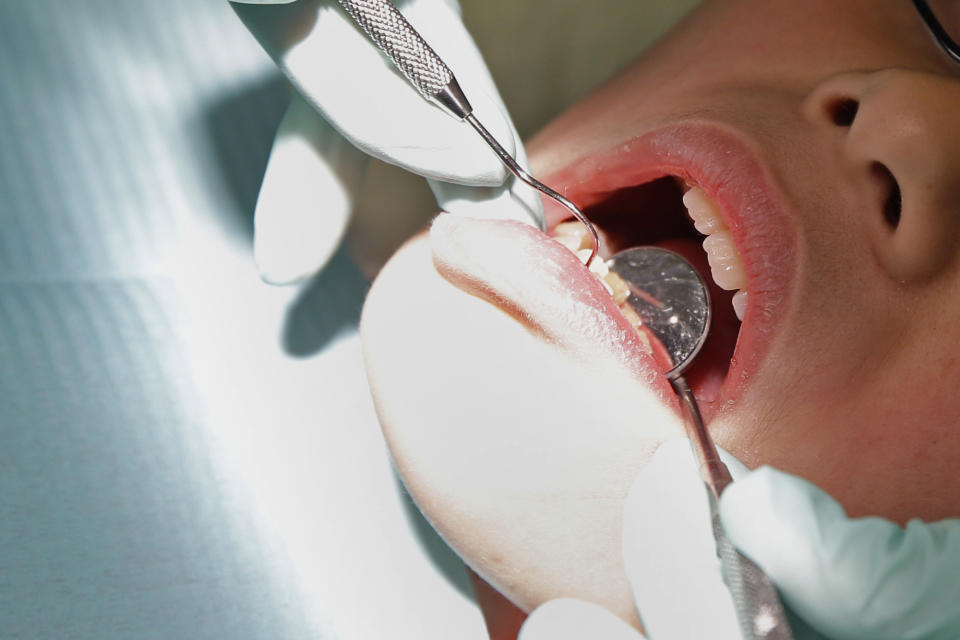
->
xmin=336 ymin=0 xmax=599 ymax=264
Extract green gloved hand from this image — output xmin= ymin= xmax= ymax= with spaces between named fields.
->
xmin=721 ymin=463 xmax=960 ymax=640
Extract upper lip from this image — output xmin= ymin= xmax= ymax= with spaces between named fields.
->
xmin=432 ymin=120 xmax=796 ymax=420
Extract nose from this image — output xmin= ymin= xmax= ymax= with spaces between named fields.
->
xmin=804 ymin=70 xmax=960 ymax=282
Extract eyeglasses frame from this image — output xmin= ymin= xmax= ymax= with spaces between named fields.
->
xmin=913 ymin=0 xmax=960 ymax=64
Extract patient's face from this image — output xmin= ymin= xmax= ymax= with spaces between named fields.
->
xmin=361 ymin=0 xmax=960 ymax=622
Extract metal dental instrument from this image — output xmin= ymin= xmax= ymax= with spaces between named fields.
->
xmin=336 ymin=0 xmax=600 ymax=266
xmin=608 ymin=247 xmax=794 ymax=640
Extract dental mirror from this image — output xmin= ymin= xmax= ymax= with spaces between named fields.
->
xmin=608 ymin=246 xmax=795 ymax=640
xmin=607 ymin=246 xmax=730 ymax=494
xmin=606 ymin=247 xmax=711 ymax=380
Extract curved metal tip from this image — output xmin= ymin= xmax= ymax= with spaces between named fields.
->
xmin=462 ymin=114 xmax=599 ymax=265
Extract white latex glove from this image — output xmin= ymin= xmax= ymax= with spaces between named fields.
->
xmin=230 ymin=0 xmax=542 ymax=283
xmin=721 ymin=465 xmax=960 ymax=640
xmin=519 ymin=439 xmax=753 ymax=640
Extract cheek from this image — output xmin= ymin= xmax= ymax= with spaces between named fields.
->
xmin=718 ymin=312 xmax=960 ymax=524
xmin=791 ymin=382 xmax=960 ymax=523
xmin=753 ymin=200 xmax=960 ymax=523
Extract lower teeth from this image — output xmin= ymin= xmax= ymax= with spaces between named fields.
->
xmin=732 ymin=290 xmax=748 ymax=321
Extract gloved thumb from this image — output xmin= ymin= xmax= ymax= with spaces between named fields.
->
xmin=622 ymin=438 xmax=749 ymax=640
xmin=427 ymin=87 xmax=543 ymax=228
xmin=253 ymin=92 xmax=366 ymax=284
xmin=720 ymin=466 xmax=960 ymax=640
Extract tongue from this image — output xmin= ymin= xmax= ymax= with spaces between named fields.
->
xmin=648 ymin=237 xmax=737 ymax=407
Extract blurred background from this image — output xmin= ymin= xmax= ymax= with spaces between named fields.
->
xmin=0 ymin=1 xmax=696 ymax=638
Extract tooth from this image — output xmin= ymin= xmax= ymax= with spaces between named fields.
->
xmin=553 ymin=234 xmax=584 ymax=253
xmin=620 ymin=304 xmax=641 ymax=328
xmin=623 ymin=310 xmax=654 ymax=354
xmin=682 ymin=187 xmax=727 ymax=235
xmin=732 ymin=290 xmax=748 ymax=321
xmin=576 ymin=248 xmax=610 ymax=276
xmin=702 ymin=231 xmax=747 ymax=290
xmin=552 ymin=221 xmax=591 ymax=251
xmin=588 ymin=256 xmax=609 ymax=279
xmin=554 ymin=221 xmax=589 ymax=238
xmin=604 ymin=271 xmax=631 ymax=305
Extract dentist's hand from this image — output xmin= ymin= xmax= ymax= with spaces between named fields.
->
xmin=721 ymin=463 xmax=960 ymax=640
xmin=518 ymin=439 xmax=754 ymax=640
xmin=229 ymin=0 xmax=541 ymax=283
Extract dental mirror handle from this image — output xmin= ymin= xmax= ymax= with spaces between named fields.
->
xmin=336 ymin=0 xmax=605 ymax=261
xmin=671 ymin=375 xmax=734 ymax=496
xmin=672 ymin=375 xmax=795 ymax=640
xmin=709 ymin=490 xmax=796 ymax=640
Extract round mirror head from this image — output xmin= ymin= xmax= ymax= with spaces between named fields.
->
xmin=607 ymin=247 xmax=712 ymax=379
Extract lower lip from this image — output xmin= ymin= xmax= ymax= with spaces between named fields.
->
xmin=430 ymin=213 xmax=676 ymax=402
xmin=433 ymin=122 xmax=796 ymax=419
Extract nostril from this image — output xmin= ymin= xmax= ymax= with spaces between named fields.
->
xmin=871 ymin=162 xmax=902 ymax=229
xmin=828 ymin=97 xmax=859 ymax=127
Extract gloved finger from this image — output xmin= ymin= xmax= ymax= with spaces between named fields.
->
xmin=430 ymin=179 xmax=542 ymax=229
xmin=428 ymin=132 xmax=544 ymax=228
xmin=720 ymin=466 xmax=960 ymax=640
xmin=428 ymin=105 xmax=544 ymax=229
xmin=254 ymin=92 xmax=367 ymax=284
xmin=230 ymin=0 xmax=515 ymax=186
xmin=622 ymin=438 xmax=749 ymax=640
xmin=518 ymin=599 xmax=647 ymax=640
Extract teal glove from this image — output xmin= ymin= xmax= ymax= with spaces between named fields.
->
xmin=229 ymin=0 xmax=541 ymax=283
xmin=721 ymin=465 xmax=960 ymax=640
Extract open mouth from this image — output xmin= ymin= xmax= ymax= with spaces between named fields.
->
xmin=430 ymin=122 xmax=794 ymax=425
xmin=547 ymin=176 xmax=747 ymax=414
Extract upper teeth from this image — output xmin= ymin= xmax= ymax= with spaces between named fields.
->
xmin=552 ymin=221 xmax=592 ymax=253
xmin=549 ymin=184 xmax=750 ymax=323
xmin=682 ymin=186 xmax=748 ymax=321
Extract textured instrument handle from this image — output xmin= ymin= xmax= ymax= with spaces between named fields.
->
xmin=337 ymin=0 xmax=550 ymax=230
xmin=709 ymin=491 xmax=795 ymax=639
xmin=337 ymin=0 xmax=453 ymax=99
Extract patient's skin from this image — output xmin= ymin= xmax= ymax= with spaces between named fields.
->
xmin=361 ymin=0 xmax=960 ymax=625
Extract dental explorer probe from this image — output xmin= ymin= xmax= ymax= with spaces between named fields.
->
xmin=608 ymin=247 xmax=795 ymax=640
xmin=336 ymin=0 xmax=600 ymax=266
